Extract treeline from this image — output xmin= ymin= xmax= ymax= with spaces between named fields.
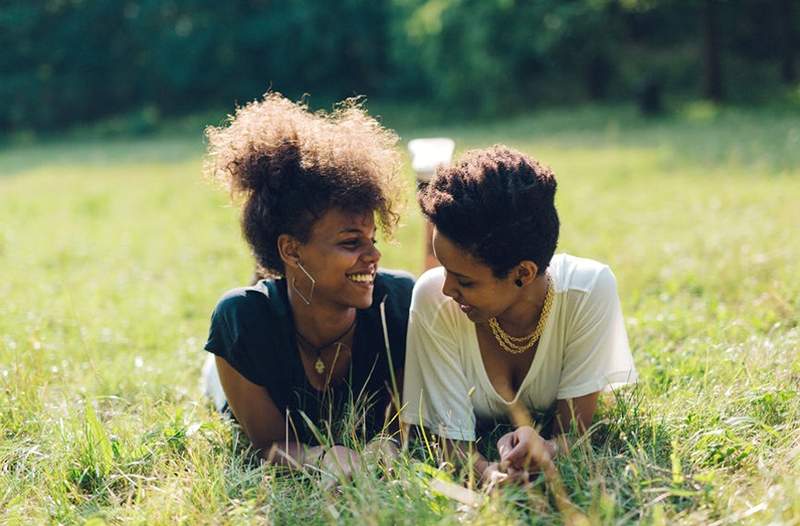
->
xmin=1 ymin=0 xmax=797 ymax=131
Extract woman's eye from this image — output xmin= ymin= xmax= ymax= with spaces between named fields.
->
xmin=457 ymin=281 xmax=473 ymax=288
xmin=341 ymin=238 xmax=376 ymax=248
xmin=341 ymin=239 xmax=363 ymax=249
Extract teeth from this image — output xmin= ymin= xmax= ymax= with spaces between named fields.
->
xmin=347 ymin=273 xmax=374 ymax=283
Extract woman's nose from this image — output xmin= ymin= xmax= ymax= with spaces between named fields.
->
xmin=362 ymin=243 xmax=381 ymax=265
xmin=441 ymin=273 xmax=457 ymax=299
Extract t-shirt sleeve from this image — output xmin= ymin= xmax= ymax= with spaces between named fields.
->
xmin=204 ymin=291 xmax=265 ymax=386
xmin=557 ymin=266 xmax=638 ymax=399
xmin=401 ymin=274 xmax=476 ymax=441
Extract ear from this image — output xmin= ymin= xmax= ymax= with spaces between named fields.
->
xmin=514 ymin=261 xmax=539 ymax=286
xmin=277 ymin=234 xmax=302 ymax=268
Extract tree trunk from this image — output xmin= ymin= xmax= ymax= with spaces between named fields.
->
xmin=781 ymin=0 xmax=796 ymax=83
xmin=703 ymin=0 xmax=723 ymax=101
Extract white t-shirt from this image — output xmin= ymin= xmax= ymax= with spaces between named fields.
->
xmin=401 ymin=253 xmax=638 ymax=441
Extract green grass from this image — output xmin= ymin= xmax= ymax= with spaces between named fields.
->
xmin=1 ymin=103 xmax=799 ymax=524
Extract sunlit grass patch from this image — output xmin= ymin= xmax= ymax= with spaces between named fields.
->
xmin=1 ymin=104 xmax=799 ymax=524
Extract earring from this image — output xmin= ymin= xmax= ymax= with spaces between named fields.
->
xmin=291 ymin=262 xmax=316 ymax=305
xmin=514 ymin=278 xmax=523 ymax=287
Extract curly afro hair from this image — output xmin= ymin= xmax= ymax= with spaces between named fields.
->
xmin=205 ymin=93 xmax=404 ymax=277
xmin=418 ymin=145 xmax=559 ymax=278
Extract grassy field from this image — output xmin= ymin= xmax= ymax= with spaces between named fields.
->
xmin=1 ymin=104 xmax=799 ymax=524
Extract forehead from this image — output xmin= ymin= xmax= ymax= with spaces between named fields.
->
xmin=432 ymin=229 xmax=492 ymax=278
xmin=311 ymin=208 xmax=375 ymax=237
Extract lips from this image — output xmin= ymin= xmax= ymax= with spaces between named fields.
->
xmin=458 ymin=302 xmax=474 ymax=314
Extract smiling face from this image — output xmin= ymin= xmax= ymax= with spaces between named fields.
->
xmin=287 ymin=208 xmax=381 ymax=310
xmin=432 ymin=229 xmax=522 ymax=323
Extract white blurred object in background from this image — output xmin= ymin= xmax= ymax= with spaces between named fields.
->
xmin=408 ymin=137 xmax=455 ymax=183
xmin=202 ymin=354 xmax=227 ymax=412
xmin=408 ymin=137 xmax=455 ymax=270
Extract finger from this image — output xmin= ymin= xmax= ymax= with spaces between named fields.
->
xmin=489 ymin=469 xmax=509 ymax=488
xmin=498 ymin=442 xmax=511 ymax=459
xmin=320 ymin=471 xmax=338 ymax=491
xmin=496 ymin=431 xmax=517 ymax=453
xmin=505 ymin=466 xmax=529 ymax=485
xmin=504 ymin=441 xmax=532 ymax=468
xmin=497 ymin=433 xmax=514 ymax=448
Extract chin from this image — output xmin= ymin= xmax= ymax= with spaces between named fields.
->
xmin=353 ymin=294 xmax=373 ymax=310
xmin=341 ymin=289 xmax=373 ymax=310
xmin=468 ymin=311 xmax=490 ymax=323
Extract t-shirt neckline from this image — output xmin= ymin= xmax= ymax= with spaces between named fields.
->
xmin=469 ymin=283 xmax=559 ymax=406
xmin=271 ymin=278 xmax=373 ymax=396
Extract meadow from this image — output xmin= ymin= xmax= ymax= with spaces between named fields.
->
xmin=1 ymin=103 xmax=798 ymax=524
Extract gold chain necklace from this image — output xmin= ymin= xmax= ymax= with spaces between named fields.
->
xmin=487 ymin=274 xmax=554 ymax=355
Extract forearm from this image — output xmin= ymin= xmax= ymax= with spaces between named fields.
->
xmin=544 ymin=434 xmax=570 ymax=460
xmin=439 ymin=437 xmax=492 ymax=481
xmin=543 ymin=438 xmax=559 ymax=460
xmin=261 ymin=441 xmax=325 ymax=469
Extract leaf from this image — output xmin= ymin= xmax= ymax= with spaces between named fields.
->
xmin=670 ymin=439 xmax=684 ymax=485
xmin=85 ymin=401 xmax=113 ymax=477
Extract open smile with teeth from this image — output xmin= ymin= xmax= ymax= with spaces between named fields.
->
xmin=347 ymin=272 xmax=375 ymax=284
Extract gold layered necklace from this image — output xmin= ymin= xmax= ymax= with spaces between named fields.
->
xmin=487 ymin=274 xmax=554 ymax=355
xmin=296 ymin=318 xmax=356 ymax=374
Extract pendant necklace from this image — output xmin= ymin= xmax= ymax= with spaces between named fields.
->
xmin=296 ymin=317 xmax=356 ymax=374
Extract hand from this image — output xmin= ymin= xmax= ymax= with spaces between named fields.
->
xmin=478 ymin=460 xmax=529 ymax=490
xmin=318 ymin=445 xmax=361 ymax=489
xmin=479 ymin=461 xmax=507 ymax=490
xmin=363 ymin=436 xmax=400 ymax=470
xmin=497 ymin=426 xmax=554 ymax=474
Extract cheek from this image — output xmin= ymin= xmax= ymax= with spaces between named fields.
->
xmin=317 ymin=249 xmax=360 ymax=278
xmin=470 ymin=285 xmax=509 ymax=311
xmin=460 ymin=287 xmax=491 ymax=309
xmin=334 ymin=248 xmax=363 ymax=267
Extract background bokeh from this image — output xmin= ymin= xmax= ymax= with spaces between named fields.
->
xmin=2 ymin=0 xmax=799 ymax=133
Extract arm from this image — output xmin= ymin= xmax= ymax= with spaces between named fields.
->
xmin=215 ymin=356 xmax=325 ymax=467
xmin=217 ymin=356 xmax=386 ymax=480
xmin=427 ymin=434 xmax=500 ymax=487
xmin=498 ymin=391 xmax=600 ymax=473
xmin=555 ymin=391 xmax=600 ymax=436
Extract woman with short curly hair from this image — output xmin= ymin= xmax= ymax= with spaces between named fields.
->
xmin=202 ymin=93 xmax=412 ymax=477
xmin=402 ymin=145 xmax=637 ymax=485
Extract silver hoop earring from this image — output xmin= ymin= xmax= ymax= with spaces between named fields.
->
xmin=291 ymin=262 xmax=316 ymax=305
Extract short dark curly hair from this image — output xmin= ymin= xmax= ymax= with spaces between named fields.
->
xmin=204 ymin=93 xmax=404 ymax=277
xmin=418 ymin=145 xmax=559 ymax=278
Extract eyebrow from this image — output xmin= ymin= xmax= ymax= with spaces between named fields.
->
xmin=337 ymin=228 xmax=375 ymax=236
xmin=448 ymin=269 xmax=473 ymax=280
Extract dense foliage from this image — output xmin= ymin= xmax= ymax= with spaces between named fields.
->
xmin=1 ymin=0 xmax=798 ymax=130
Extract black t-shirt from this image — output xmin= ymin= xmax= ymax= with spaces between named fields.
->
xmin=204 ymin=270 xmax=414 ymax=444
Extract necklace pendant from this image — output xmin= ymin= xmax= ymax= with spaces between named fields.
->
xmin=314 ymin=358 xmax=326 ymax=374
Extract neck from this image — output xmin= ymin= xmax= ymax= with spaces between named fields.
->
xmin=287 ymin=282 xmax=356 ymax=346
xmin=494 ymin=273 xmax=549 ymax=336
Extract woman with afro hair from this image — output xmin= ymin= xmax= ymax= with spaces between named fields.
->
xmin=202 ymin=93 xmax=412 ymax=478
xmin=402 ymin=145 xmax=637 ymax=486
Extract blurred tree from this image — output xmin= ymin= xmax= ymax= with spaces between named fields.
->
xmin=398 ymin=0 xmax=626 ymax=114
xmin=780 ymin=0 xmax=796 ymax=83
xmin=1 ymin=0 xmax=797 ymax=132
xmin=703 ymin=0 xmax=723 ymax=101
